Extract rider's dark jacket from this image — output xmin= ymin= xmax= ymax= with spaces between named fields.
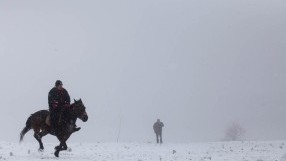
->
xmin=48 ymin=87 xmax=70 ymax=110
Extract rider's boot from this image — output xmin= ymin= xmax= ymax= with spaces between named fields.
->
xmin=73 ymin=124 xmax=81 ymax=132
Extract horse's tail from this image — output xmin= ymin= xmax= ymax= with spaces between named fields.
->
xmin=20 ymin=115 xmax=32 ymax=142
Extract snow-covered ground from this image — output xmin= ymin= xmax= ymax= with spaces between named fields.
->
xmin=0 ymin=140 xmax=286 ymax=161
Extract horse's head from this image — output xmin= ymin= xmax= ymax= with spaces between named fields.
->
xmin=71 ymin=99 xmax=88 ymax=122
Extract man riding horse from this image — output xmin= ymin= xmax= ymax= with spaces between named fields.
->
xmin=48 ymin=80 xmax=80 ymax=132
xmin=20 ymin=80 xmax=88 ymax=157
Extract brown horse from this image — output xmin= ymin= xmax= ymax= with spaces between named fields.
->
xmin=20 ymin=99 xmax=88 ymax=157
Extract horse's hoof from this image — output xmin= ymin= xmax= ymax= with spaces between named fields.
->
xmin=38 ymin=148 xmax=44 ymax=152
xmin=54 ymin=150 xmax=59 ymax=157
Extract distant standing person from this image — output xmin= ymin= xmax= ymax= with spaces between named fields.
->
xmin=153 ymin=119 xmax=164 ymax=144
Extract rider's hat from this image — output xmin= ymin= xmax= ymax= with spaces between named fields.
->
xmin=55 ymin=80 xmax=63 ymax=87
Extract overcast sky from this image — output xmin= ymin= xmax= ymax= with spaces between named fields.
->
xmin=0 ymin=0 xmax=286 ymax=143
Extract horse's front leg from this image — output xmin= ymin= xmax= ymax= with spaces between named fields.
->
xmin=54 ymin=145 xmax=61 ymax=151
xmin=54 ymin=140 xmax=69 ymax=157
xmin=54 ymin=142 xmax=63 ymax=157
xmin=62 ymin=142 xmax=68 ymax=150
xmin=54 ymin=143 xmax=67 ymax=151
xmin=54 ymin=141 xmax=65 ymax=151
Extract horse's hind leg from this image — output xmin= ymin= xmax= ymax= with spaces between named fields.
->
xmin=34 ymin=132 xmax=44 ymax=151
xmin=38 ymin=130 xmax=49 ymax=150
xmin=33 ymin=128 xmax=48 ymax=151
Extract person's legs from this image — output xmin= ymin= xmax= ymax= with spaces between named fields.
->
xmin=156 ymin=133 xmax=159 ymax=143
xmin=50 ymin=109 xmax=60 ymax=132
xmin=159 ymin=132 xmax=163 ymax=144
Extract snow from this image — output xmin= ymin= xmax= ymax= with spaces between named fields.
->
xmin=0 ymin=141 xmax=286 ymax=161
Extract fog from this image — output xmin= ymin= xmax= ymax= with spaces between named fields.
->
xmin=0 ymin=0 xmax=285 ymax=143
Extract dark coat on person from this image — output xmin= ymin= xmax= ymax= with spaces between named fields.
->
xmin=48 ymin=87 xmax=71 ymax=131
xmin=153 ymin=121 xmax=164 ymax=134
xmin=48 ymin=87 xmax=70 ymax=109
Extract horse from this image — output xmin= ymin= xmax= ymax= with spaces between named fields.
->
xmin=20 ymin=99 xmax=88 ymax=157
